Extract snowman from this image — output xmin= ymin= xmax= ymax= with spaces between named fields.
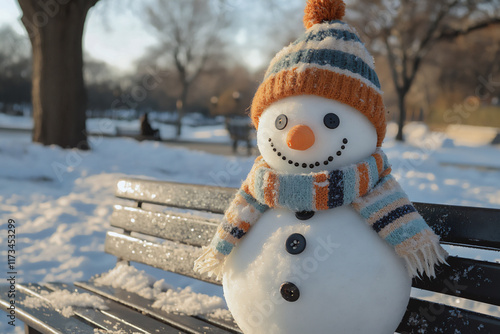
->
xmin=195 ymin=1 xmax=448 ymax=333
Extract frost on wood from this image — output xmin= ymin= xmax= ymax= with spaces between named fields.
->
xmin=104 ymin=232 xmax=216 ymax=283
xmin=22 ymin=290 xmax=108 ymax=317
xmin=111 ymin=205 xmax=219 ymax=248
xmin=94 ymin=329 xmax=140 ymax=334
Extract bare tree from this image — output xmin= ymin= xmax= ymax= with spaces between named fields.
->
xmin=0 ymin=26 xmax=32 ymax=111
xmin=144 ymin=0 xmax=229 ymax=137
xmin=351 ymin=0 xmax=500 ymax=141
xmin=18 ymin=0 xmax=99 ymax=149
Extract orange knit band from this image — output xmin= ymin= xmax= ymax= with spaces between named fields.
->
xmin=250 ymin=67 xmax=387 ymax=147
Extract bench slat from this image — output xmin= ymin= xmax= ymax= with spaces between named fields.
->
xmin=115 ymin=178 xmax=235 ymax=214
xmin=75 ymin=280 xmax=240 ymax=334
xmin=44 ymin=282 xmax=183 ymax=334
xmin=414 ymin=202 xmax=500 ymax=251
xmin=412 ymin=256 xmax=500 ymax=307
xmin=116 ymin=179 xmax=500 ymax=250
xmin=0 ymin=284 xmax=96 ymax=334
xmin=111 ymin=200 xmax=500 ymax=253
xmin=397 ymin=297 xmax=500 ymax=333
xmin=104 ymin=231 xmax=219 ymax=285
xmin=111 ymin=205 xmax=218 ymax=247
xmin=110 ymin=207 xmax=500 ymax=305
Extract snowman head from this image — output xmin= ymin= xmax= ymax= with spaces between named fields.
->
xmin=250 ymin=0 xmax=387 ymax=173
xmin=257 ymin=95 xmax=377 ymax=173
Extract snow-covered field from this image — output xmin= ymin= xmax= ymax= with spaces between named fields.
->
xmin=1 ymin=121 xmax=500 ymax=333
xmin=0 ymin=113 xmax=234 ymax=143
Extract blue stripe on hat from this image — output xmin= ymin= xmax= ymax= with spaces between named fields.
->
xmin=294 ymin=27 xmax=362 ymax=45
xmin=266 ymin=49 xmax=381 ymax=89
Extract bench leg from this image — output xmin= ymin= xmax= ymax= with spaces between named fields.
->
xmin=25 ymin=325 xmax=43 ymax=334
xmin=232 ymin=140 xmax=238 ymax=153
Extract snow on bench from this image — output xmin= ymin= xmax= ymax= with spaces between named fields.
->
xmin=1 ymin=177 xmax=499 ymax=333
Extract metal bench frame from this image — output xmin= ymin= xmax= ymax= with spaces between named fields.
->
xmin=1 ymin=177 xmax=499 ymax=333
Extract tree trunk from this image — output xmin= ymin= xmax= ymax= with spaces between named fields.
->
xmin=18 ymin=0 xmax=98 ymax=149
xmin=176 ymin=81 xmax=190 ymax=138
xmin=395 ymin=89 xmax=406 ymax=141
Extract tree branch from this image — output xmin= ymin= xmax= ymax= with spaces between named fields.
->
xmin=383 ymin=33 xmax=403 ymax=94
xmin=437 ymin=18 xmax=500 ymax=40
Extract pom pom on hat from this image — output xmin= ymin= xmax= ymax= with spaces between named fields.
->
xmin=303 ymin=0 xmax=346 ymax=29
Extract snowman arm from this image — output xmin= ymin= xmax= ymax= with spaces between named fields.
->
xmin=352 ymin=175 xmax=448 ymax=278
xmin=194 ymin=187 xmax=268 ymax=279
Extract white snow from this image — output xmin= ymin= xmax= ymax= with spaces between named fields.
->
xmin=22 ymin=289 xmax=108 ymax=317
xmin=152 ymin=286 xmax=226 ymax=315
xmin=94 ymin=263 xmax=172 ymax=300
xmin=0 ymin=113 xmax=33 ymax=130
xmin=0 ymin=118 xmax=499 ymax=333
xmin=1 ymin=113 xmax=233 ymax=143
xmin=95 ymin=264 xmax=227 ymax=316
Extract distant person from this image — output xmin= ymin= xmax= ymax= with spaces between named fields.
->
xmin=140 ymin=113 xmax=160 ymax=140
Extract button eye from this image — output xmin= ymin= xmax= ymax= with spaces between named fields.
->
xmin=275 ymin=114 xmax=288 ymax=130
xmin=323 ymin=113 xmax=340 ymax=129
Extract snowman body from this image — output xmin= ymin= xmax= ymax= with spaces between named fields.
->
xmin=221 ymin=95 xmax=412 ymax=334
xmin=223 ymin=206 xmax=411 ymax=334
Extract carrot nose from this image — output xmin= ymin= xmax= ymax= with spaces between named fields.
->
xmin=286 ymin=125 xmax=315 ymax=151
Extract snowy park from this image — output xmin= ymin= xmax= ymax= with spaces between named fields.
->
xmin=2 ymin=0 xmax=500 ymax=332
xmin=1 ymin=115 xmax=500 ymax=333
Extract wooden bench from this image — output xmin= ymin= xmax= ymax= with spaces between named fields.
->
xmin=226 ymin=118 xmax=253 ymax=155
xmin=115 ymin=126 xmax=161 ymax=142
xmin=1 ymin=178 xmax=499 ymax=333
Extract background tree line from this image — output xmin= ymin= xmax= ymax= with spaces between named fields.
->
xmin=2 ymin=0 xmax=500 ymax=149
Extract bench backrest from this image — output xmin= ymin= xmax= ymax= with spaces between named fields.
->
xmin=107 ymin=178 xmax=500 ymax=333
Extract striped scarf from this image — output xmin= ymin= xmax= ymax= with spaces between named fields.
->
xmin=194 ymin=149 xmax=448 ymax=279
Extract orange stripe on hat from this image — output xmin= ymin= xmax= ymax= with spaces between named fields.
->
xmin=251 ymin=68 xmax=386 ymax=147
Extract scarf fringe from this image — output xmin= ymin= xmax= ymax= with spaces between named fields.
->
xmin=401 ymin=239 xmax=449 ymax=278
xmin=193 ymin=247 xmax=225 ymax=280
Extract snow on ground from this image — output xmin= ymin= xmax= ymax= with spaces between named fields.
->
xmin=0 ymin=113 xmax=33 ymax=130
xmin=0 ymin=122 xmax=500 ymax=333
xmin=1 ymin=113 xmax=234 ymax=143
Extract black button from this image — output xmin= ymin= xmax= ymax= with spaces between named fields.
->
xmin=286 ymin=233 xmax=306 ymax=255
xmin=295 ymin=211 xmax=315 ymax=220
xmin=280 ymin=282 xmax=300 ymax=302
xmin=323 ymin=113 xmax=340 ymax=129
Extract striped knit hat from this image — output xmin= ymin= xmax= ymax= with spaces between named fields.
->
xmin=251 ymin=0 xmax=387 ymax=147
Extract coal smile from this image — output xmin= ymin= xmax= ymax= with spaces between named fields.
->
xmin=268 ymin=137 xmax=349 ymax=169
